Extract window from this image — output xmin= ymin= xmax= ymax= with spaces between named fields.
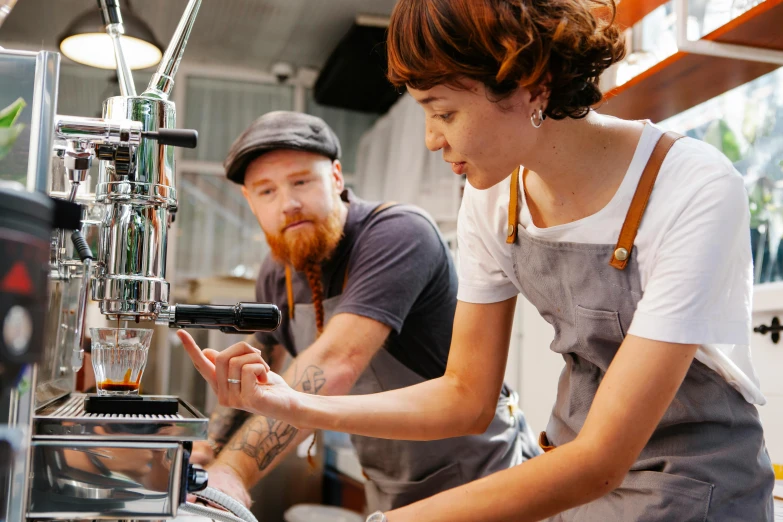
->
xmin=660 ymin=67 xmax=783 ymax=284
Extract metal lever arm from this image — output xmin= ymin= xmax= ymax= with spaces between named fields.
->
xmin=163 ymin=303 xmax=282 ymax=333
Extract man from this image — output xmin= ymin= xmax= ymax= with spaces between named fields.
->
xmin=179 ymin=111 xmax=539 ymax=512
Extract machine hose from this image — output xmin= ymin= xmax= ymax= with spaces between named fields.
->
xmin=179 ymin=486 xmax=258 ymax=522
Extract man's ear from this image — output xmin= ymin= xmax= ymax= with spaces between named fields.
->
xmin=332 ymin=159 xmax=345 ymax=193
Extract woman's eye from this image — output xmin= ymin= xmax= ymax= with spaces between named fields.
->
xmin=294 ymin=179 xmax=309 ymax=186
xmin=259 ymin=188 xmax=274 ymax=196
xmin=435 ymin=113 xmax=453 ymax=122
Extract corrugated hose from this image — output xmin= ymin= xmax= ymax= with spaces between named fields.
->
xmin=179 ymin=486 xmax=258 ymax=522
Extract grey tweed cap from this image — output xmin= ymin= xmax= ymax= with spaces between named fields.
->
xmin=224 ymin=111 xmax=341 ymax=184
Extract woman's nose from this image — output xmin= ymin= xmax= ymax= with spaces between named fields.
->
xmin=425 ymin=124 xmax=446 ymax=152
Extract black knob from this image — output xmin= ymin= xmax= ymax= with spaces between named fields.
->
xmin=71 ymin=231 xmax=94 ymax=261
xmin=187 ymin=465 xmax=209 ymax=493
xmin=142 ymin=129 xmax=198 ymax=149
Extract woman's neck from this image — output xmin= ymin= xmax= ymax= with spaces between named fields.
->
xmin=521 ymin=113 xmax=645 ymax=227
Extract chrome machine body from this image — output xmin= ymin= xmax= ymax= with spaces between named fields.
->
xmin=0 ymin=1 xmax=280 ymax=520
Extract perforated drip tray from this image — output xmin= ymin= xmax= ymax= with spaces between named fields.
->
xmin=33 ymin=393 xmax=208 ymax=441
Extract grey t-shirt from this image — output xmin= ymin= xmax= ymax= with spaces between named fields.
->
xmin=254 ymin=191 xmax=456 ymax=380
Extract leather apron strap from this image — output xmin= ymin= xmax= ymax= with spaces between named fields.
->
xmin=609 ymin=131 xmax=683 ymax=269
xmin=505 ymin=131 xmax=684 ymax=269
xmin=506 ymin=166 xmax=522 ymax=244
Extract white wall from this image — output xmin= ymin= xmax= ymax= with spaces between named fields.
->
xmin=512 ymin=298 xmax=560 ymax=436
xmin=511 ymin=286 xmax=783 ymax=468
xmin=749 ymin=284 xmax=783 ymax=467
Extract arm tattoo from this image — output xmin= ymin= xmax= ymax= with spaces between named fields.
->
xmin=207 ymin=405 xmax=251 ymax=452
xmin=227 ymin=363 xmax=326 ymax=471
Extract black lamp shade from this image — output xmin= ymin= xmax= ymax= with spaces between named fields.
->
xmin=58 ymin=4 xmax=162 ymax=70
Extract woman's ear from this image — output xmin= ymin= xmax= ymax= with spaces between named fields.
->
xmin=528 ymin=72 xmax=552 ymax=108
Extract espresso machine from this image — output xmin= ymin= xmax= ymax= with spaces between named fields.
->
xmin=0 ymin=0 xmax=281 ymax=519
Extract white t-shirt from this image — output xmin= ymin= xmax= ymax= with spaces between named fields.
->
xmin=457 ymin=122 xmax=764 ymax=405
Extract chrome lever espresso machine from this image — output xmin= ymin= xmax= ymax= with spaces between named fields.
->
xmin=0 ymin=1 xmax=281 ymax=520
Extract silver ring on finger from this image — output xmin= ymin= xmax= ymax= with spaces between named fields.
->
xmin=227 ymin=378 xmax=241 ymax=384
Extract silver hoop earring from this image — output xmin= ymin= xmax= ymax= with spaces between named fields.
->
xmin=531 ymin=108 xmax=546 ymax=129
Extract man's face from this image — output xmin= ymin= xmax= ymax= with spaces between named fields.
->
xmin=242 ymin=149 xmax=346 ymax=270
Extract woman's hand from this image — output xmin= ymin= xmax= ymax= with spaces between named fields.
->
xmin=177 ymin=330 xmax=302 ymax=423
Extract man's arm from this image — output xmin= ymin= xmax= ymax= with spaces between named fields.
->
xmin=210 ymin=312 xmax=391 ymax=490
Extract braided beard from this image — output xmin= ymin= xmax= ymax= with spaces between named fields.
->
xmin=303 ymin=263 xmax=325 ymax=335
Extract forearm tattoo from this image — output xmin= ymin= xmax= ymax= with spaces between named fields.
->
xmin=227 ymin=363 xmax=326 ymax=471
xmin=208 ymin=405 xmax=251 ymax=452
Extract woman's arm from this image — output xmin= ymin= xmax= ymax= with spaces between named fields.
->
xmin=181 ymin=298 xmax=517 ymax=440
xmin=383 ymin=335 xmax=699 ymax=522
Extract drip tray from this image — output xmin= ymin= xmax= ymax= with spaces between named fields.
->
xmin=33 ymin=393 xmax=208 ymax=441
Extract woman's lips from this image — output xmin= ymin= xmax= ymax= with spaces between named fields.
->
xmin=451 ymin=162 xmax=466 ymax=175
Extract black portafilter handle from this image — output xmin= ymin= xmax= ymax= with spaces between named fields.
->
xmin=171 ymin=303 xmax=281 ymax=334
xmin=142 ymin=129 xmax=199 ymax=149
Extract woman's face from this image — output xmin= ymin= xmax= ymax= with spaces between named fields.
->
xmin=408 ymin=79 xmax=539 ymax=190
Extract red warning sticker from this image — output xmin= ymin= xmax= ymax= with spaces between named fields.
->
xmin=1 ymin=262 xmax=34 ymax=296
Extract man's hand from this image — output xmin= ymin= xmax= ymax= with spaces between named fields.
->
xmin=190 ymin=440 xmax=216 ymax=466
xmin=198 ymin=464 xmax=253 ymax=508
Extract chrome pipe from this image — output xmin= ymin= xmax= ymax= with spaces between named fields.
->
xmin=144 ymin=0 xmax=201 ymax=100
xmin=98 ymin=0 xmax=136 ymax=97
xmin=54 ymin=115 xmax=143 ymax=146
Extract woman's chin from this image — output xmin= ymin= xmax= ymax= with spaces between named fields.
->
xmin=466 ymin=170 xmax=507 ymax=191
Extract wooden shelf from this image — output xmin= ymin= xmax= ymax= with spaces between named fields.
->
xmin=600 ymin=0 xmax=783 ymax=122
xmin=614 ymin=0 xmax=669 ymax=28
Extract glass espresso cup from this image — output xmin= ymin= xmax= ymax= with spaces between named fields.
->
xmin=90 ymin=328 xmax=153 ymax=395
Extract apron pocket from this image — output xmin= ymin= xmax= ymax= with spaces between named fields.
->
xmin=575 ymin=306 xmax=625 ymax=366
xmin=366 ymin=461 xmax=464 ymax=510
xmin=576 ymin=470 xmax=714 ymax=522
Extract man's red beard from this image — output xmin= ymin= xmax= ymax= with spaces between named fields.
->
xmin=264 ymin=203 xmax=344 ymax=272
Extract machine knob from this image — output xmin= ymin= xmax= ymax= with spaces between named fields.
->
xmin=187 ymin=465 xmax=209 ymax=493
xmin=142 ymin=128 xmax=199 ymax=149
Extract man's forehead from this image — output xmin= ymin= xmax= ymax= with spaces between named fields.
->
xmin=245 ymin=153 xmax=331 ymax=186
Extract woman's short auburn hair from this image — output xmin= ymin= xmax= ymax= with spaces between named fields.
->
xmin=387 ymin=0 xmax=626 ymax=120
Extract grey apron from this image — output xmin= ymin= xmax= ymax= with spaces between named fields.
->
xmin=287 ymin=203 xmax=540 ymax=512
xmin=507 ymin=131 xmax=774 ymax=521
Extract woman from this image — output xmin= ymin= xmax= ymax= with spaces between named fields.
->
xmin=181 ymin=0 xmax=774 ymax=520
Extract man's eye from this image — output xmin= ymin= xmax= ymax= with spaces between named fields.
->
xmin=259 ymin=188 xmax=274 ymax=196
xmin=294 ymin=179 xmax=309 ymax=186
xmin=435 ymin=113 xmax=453 ymax=122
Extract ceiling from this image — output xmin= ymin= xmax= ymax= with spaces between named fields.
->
xmin=0 ymin=0 xmax=399 ymax=73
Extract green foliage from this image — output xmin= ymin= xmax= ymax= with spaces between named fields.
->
xmin=0 ymin=97 xmax=27 ymax=163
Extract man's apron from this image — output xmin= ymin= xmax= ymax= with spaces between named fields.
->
xmin=286 ymin=203 xmax=539 ymax=512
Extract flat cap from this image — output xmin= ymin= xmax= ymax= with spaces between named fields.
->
xmin=224 ymin=111 xmax=341 ymax=184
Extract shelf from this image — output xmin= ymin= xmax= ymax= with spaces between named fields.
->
xmin=600 ymin=0 xmax=783 ymax=122
xmin=614 ymin=0 xmax=669 ymax=28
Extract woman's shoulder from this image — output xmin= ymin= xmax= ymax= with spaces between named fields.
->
xmin=660 ymin=132 xmax=739 ymax=184
xmin=458 ymin=172 xmax=520 ymax=259
xmin=462 ymin=172 xmax=515 ymax=217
